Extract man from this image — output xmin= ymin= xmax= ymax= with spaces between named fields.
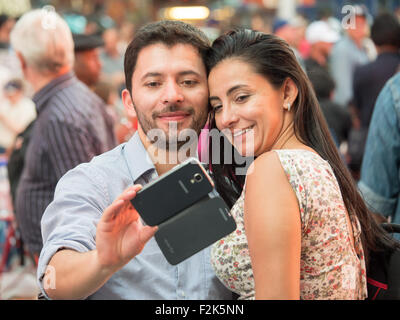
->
xmin=358 ymin=72 xmax=400 ymax=239
xmin=99 ymin=27 xmax=125 ymax=90
xmin=308 ymin=68 xmax=351 ymax=148
xmin=273 ymin=18 xmax=306 ymax=70
xmin=304 ymin=20 xmax=339 ymax=77
xmin=37 ymin=20 xmax=232 ymax=300
xmin=329 ymin=5 xmax=370 ymax=108
xmin=73 ymin=33 xmax=104 ymax=89
xmin=350 ymin=13 xmax=400 ymax=178
xmin=353 ymin=12 xmax=400 ymax=130
xmin=10 ymin=9 xmax=116 ymax=259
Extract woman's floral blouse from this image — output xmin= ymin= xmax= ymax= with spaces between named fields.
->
xmin=211 ymin=149 xmax=367 ymax=300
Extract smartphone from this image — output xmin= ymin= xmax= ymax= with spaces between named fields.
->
xmin=155 ymin=195 xmax=237 ymax=265
xmin=131 ymin=157 xmax=214 ymax=226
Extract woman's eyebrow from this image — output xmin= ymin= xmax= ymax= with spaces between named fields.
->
xmin=209 ymin=84 xmax=248 ymax=101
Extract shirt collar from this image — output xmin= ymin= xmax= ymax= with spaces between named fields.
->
xmin=32 ymin=71 xmax=76 ymax=114
xmin=123 ymin=131 xmax=156 ymax=183
xmin=123 ymin=131 xmax=202 ymax=183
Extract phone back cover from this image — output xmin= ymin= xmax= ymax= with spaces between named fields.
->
xmin=154 ymin=196 xmax=237 ymax=265
xmin=131 ymin=161 xmax=214 ymax=226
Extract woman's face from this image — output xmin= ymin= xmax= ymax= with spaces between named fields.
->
xmin=208 ymin=58 xmax=288 ymax=157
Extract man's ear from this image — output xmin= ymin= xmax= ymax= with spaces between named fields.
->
xmin=15 ymin=51 xmax=27 ymax=71
xmin=121 ymin=88 xmax=137 ymax=118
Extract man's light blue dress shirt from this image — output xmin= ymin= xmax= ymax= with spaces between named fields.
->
xmin=37 ymin=132 xmax=232 ymax=300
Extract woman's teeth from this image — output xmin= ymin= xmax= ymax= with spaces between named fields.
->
xmin=233 ymin=126 xmax=253 ymax=137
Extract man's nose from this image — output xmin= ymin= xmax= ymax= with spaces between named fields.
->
xmin=161 ymin=80 xmax=184 ymax=104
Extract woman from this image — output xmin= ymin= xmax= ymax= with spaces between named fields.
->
xmin=206 ymin=29 xmax=397 ymax=300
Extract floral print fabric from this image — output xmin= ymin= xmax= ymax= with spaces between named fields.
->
xmin=211 ymin=149 xmax=367 ymax=300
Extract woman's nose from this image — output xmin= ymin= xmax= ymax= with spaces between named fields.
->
xmin=218 ymin=105 xmax=239 ymax=129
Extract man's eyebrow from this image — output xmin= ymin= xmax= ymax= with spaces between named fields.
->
xmin=141 ymin=72 xmax=162 ymax=81
xmin=209 ymin=84 xmax=248 ymax=101
xmin=178 ymin=70 xmax=201 ymax=77
xmin=140 ymin=70 xmax=202 ymax=82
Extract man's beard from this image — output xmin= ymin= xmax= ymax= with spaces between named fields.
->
xmin=133 ymin=102 xmax=208 ymax=150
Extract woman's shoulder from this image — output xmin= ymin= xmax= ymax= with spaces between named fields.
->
xmin=246 ymin=148 xmax=331 ymax=191
xmin=249 ymin=148 xmax=325 ymax=174
xmin=245 ymin=150 xmax=289 ymax=190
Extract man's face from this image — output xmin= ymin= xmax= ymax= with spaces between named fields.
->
xmin=123 ymin=43 xmax=209 ymax=149
xmin=74 ymin=48 xmax=102 ymax=87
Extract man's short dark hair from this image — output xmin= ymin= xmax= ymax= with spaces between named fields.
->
xmin=371 ymin=12 xmax=400 ymax=48
xmin=123 ymin=20 xmax=210 ymax=93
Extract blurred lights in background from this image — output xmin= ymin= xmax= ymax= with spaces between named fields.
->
xmin=0 ymin=0 xmax=31 ymax=17
xmin=212 ymin=7 xmax=235 ymax=21
xmin=163 ymin=6 xmax=210 ymax=21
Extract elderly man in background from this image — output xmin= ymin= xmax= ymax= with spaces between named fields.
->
xmin=10 ymin=9 xmax=116 ymax=261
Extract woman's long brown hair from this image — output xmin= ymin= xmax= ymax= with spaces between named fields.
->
xmin=206 ymin=29 xmax=399 ymax=267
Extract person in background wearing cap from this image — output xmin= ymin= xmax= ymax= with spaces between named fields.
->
xmin=73 ymin=33 xmax=104 ymax=90
xmin=9 ymin=9 xmax=117 ymax=260
xmin=329 ymin=4 xmax=370 ymax=108
xmin=304 ymin=20 xmax=339 ymax=77
xmin=273 ymin=18 xmax=306 ymax=71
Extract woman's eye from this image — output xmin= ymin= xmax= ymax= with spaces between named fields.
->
xmin=236 ymin=95 xmax=250 ymax=103
xmin=212 ymin=105 xmax=222 ymax=113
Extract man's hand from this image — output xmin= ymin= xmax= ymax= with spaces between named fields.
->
xmin=95 ymin=184 xmax=157 ymax=273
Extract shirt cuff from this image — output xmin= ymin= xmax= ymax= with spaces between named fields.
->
xmin=358 ymin=181 xmax=397 ymax=217
xmin=37 ymin=240 xmax=90 ymax=300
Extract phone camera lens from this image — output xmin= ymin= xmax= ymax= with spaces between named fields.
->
xmin=194 ymin=173 xmax=203 ymax=183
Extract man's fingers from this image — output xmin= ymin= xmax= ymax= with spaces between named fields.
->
xmin=101 ymin=199 xmax=125 ymax=223
xmin=140 ymin=226 xmax=158 ymax=245
xmin=101 ymin=185 xmax=142 ymax=222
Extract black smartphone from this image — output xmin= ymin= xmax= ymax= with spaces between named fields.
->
xmin=155 ymin=195 xmax=237 ymax=265
xmin=130 ymin=157 xmax=214 ymax=226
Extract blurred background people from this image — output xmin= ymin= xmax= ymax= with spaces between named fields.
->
xmin=304 ymin=20 xmax=339 ymax=76
xmin=10 ymin=9 xmax=116 ymax=260
xmin=0 ymin=14 xmax=15 ymax=51
xmin=308 ymin=68 xmax=352 ymax=149
xmin=353 ymin=12 xmax=400 ymax=132
xmin=330 ymin=4 xmax=371 ymax=108
xmin=100 ymin=27 xmax=125 ymax=92
xmin=349 ymin=12 xmax=400 ymax=179
xmin=73 ymin=33 xmax=104 ymax=90
xmin=273 ymin=17 xmax=306 ymax=70
xmin=0 ymin=78 xmax=36 ymax=155
xmin=358 ymin=72 xmax=400 ymax=237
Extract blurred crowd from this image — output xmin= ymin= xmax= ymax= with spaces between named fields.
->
xmin=1 ymin=2 xmax=400 ymax=299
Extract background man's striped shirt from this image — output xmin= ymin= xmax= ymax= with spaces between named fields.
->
xmin=15 ymin=72 xmax=117 ymax=255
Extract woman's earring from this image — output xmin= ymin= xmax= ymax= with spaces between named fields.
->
xmin=286 ymin=102 xmax=291 ymax=112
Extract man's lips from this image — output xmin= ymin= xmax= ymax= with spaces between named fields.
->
xmin=157 ymin=111 xmax=191 ymax=121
